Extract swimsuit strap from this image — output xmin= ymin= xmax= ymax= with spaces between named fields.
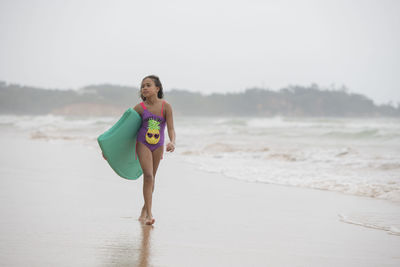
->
xmin=161 ymin=100 xmax=165 ymax=118
xmin=140 ymin=102 xmax=147 ymax=110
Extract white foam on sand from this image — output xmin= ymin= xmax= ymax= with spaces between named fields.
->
xmin=174 ymin=116 xmax=400 ymax=203
xmin=338 ymin=212 xmax=400 ymax=236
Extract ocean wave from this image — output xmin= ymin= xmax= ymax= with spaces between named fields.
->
xmin=30 ymin=130 xmax=97 ymax=145
xmin=0 ymin=114 xmax=117 ymax=131
xmin=212 ymin=118 xmax=247 ymax=126
xmin=266 ymin=153 xmax=298 ymax=161
xmin=177 ymin=151 xmax=400 ymax=203
xmin=181 ymin=142 xmax=270 ymax=155
xmin=322 ymin=129 xmax=381 ymax=139
xmin=338 ymin=213 xmax=400 ymax=236
xmin=320 ymin=126 xmax=400 ymax=140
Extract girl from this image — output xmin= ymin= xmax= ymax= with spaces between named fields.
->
xmin=133 ymin=75 xmax=176 ymax=225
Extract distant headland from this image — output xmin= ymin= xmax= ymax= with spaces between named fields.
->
xmin=0 ymin=81 xmax=399 ymax=117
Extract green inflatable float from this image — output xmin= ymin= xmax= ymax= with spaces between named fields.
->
xmin=97 ymin=108 xmax=143 ymax=180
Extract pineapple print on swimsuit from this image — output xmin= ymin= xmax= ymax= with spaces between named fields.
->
xmin=146 ymin=118 xmax=161 ymax=144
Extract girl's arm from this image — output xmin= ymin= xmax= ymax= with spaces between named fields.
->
xmin=165 ymin=101 xmax=176 ymax=151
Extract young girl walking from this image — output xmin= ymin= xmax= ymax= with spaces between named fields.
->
xmin=133 ymin=75 xmax=176 ymax=225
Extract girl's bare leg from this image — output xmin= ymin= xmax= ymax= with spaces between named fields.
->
xmin=137 ymin=143 xmax=164 ymax=224
xmin=137 ymin=142 xmax=154 ymax=223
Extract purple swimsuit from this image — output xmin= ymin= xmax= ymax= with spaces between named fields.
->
xmin=136 ymin=101 xmax=166 ymax=159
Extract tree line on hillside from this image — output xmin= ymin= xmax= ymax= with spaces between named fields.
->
xmin=0 ymin=81 xmax=399 ymax=117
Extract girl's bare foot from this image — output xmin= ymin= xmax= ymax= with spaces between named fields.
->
xmin=138 ymin=206 xmax=147 ymax=221
xmin=145 ymin=216 xmax=155 ymax=225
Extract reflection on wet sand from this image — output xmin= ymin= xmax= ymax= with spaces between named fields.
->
xmin=101 ymin=222 xmax=154 ymax=266
xmin=138 ymin=223 xmax=153 ymax=267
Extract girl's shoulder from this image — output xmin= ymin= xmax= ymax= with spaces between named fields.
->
xmin=161 ymin=99 xmax=172 ymax=108
xmin=161 ymin=100 xmax=174 ymax=119
xmin=133 ymin=102 xmax=144 ymax=115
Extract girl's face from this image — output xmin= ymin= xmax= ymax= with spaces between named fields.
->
xmin=141 ymin=78 xmax=159 ymax=98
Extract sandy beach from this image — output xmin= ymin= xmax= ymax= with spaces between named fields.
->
xmin=1 ymin=129 xmax=400 ymax=266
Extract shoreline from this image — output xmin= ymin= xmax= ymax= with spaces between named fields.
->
xmin=170 ymin=155 xmax=400 ymax=235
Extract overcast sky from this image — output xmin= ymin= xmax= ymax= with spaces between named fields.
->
xmin=0 ymin=0 xmax=399 ymax=104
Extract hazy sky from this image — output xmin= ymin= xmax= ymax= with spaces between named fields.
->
xmin=1 ymin=0 xmax=399 ymax=104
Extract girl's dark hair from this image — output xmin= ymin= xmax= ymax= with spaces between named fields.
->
xmin=139 ymin=75 xmax=164 ymax=101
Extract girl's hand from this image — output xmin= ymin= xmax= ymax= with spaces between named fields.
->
xmin=102 ymin=152 xmax=107 ymax=160
xmin=166 ymin=142 xmax=175 ymax=152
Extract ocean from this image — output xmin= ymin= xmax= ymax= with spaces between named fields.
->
xmin=1 ymin=114 xmax=399 ymax=202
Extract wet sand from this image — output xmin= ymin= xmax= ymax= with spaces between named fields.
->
xmin=1 ymin=132 xmax=400 ymax=266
